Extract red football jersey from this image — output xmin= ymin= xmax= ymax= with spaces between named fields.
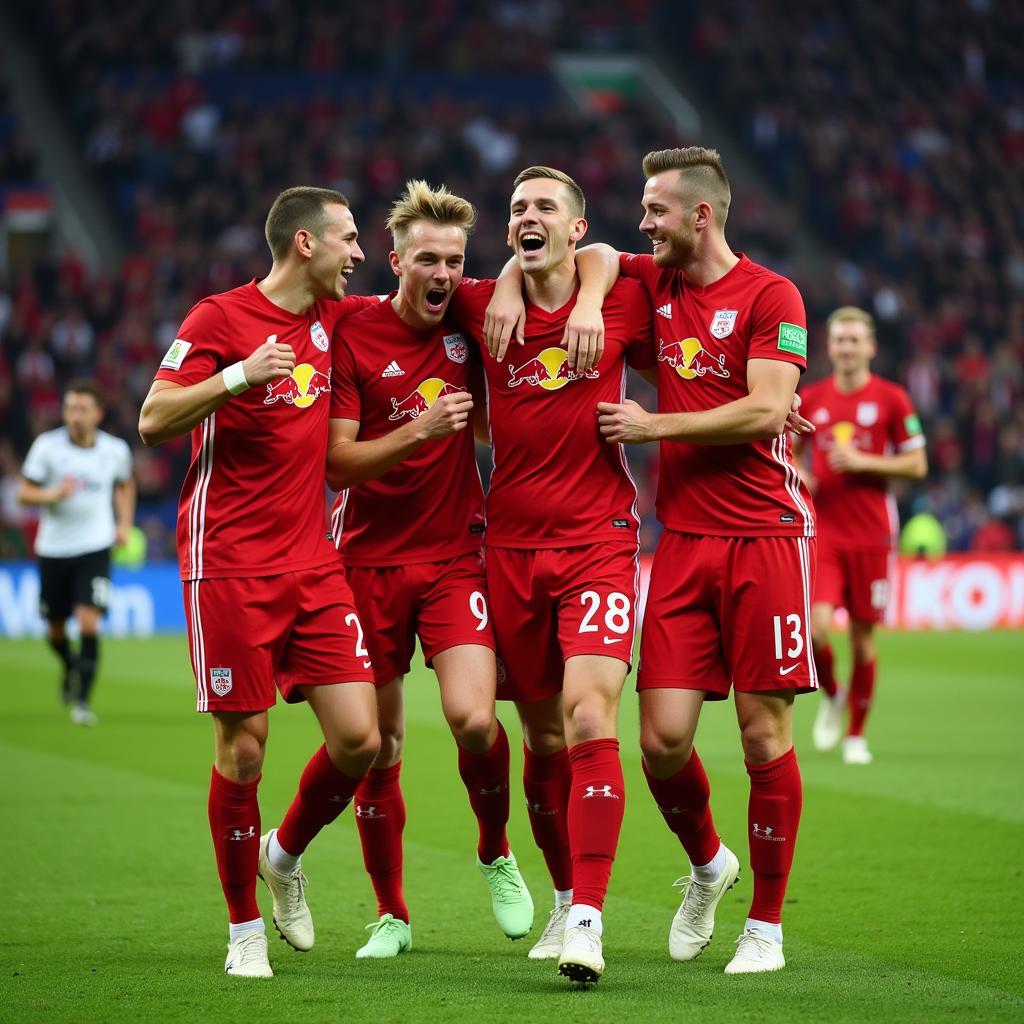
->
xmin=620 ymin=252 xmax=814 ymax=538
xmin=799 ymin=374 xmax=924 ymax=550
xmin=329 ymin=298 xmax=485 ymax=567
xmin=450 ymin=276 xmax=654 ymax=547
xmin=154 ymin=281 xmax=377 ymax=581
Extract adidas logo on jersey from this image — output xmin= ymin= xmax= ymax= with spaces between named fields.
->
xmin=381 ymin=361 xmax=405 ymax=378
xmin=656 ymin=303 xmax=673 ymax=319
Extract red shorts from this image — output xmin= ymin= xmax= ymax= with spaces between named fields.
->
xmin=815 ymin=543 xmax=891 ymax=624
xmin=638 ymin=531 xmax=818 ymax=698
xmin=184 ymin=561 xmax=372 ymax=713
xmin=486 ymin=543 xmax=640 ymax=703
xmin=344 ymin=551 xmax=495 ymax=687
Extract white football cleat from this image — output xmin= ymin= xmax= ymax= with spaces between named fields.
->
xmin=812 ymin=688 xmax=846 ymax=751
xmin=842 ymin=735 xmax=874 ymax=765
xmin=70 ymin=704 xmax=97 ymax=726
xmin=258 ymin=832 xmax=314 ymax=951
xmin=528 ymin=903 xmax=570 ymax=960
xmin=724 ymin=928 xmax=785 ymax=974
xmin=668 ymin=845 xmax=741 ymax=961
xmin=558 ymin=924 xmax=604 ymax=983
xmin=224 ymin=931 xmax=273 ymax=977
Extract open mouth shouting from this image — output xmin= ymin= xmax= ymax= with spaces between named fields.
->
xmin=425 ymin=287 xmax=448 ymax=314
xmin=519 ymin=231 xmax=546 ymax=256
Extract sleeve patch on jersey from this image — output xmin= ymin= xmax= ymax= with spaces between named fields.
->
xmin=160 ymin=338 xmax=192 ymax=370
xmin=777 ymin=322 xmax=807 ymax=356
xmin=904 ymin=413 xmax=922 ymax=436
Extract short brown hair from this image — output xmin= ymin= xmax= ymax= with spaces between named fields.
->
xmin=641 ymin=147 xmax=731 ymax=225
xmin=64 ymin=378 xmax=104 ymax=406
xmin=512 ymin=166 xmax=586 ymax=218
xmin=386 ymin=179 xmax=477 ymax=255
xmin=265 ymin=186 xmax=350 ymax=262
xmin=827 ymin=306 xmax=876 ymax=337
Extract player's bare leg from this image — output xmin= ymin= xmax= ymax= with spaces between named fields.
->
xmin=556 ymin=655 xmax=628 ymax=983
xmin=260 ymin=682 xmax=378 ymax=954
xmin=517 ymin=695 xmax=573 ymax=958
xmin=844 ymin=619 xmax=877 ymax=764
xmin=69 ymin=604 xmax=101 ymax=725
xmin=640 ymin=688 xmax=739 ymax=962
xmin=211 ymin=711 xmax=272 ymax=976
xmin=811 ymin=601 xmax=846 ymax=750
xmin=727 ymin=691 xmax=801 ymax=974
xmin=434 ymin=644 xmax=533 ymax=938
xmin=349 ymin=677 xmax=412 ymax=957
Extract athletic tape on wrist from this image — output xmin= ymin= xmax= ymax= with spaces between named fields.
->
xmin=222 ymin=361 xmax=250 ymax=395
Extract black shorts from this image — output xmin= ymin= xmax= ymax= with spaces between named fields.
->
xmin=38 ymin=548 xmax=112 ymax=622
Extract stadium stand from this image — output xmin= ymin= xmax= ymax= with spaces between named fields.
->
xmin=1 ymin=0 xmax=1021 ymax=558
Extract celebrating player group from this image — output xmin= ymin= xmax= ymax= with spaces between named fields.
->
xmin=138 ymin=145 xmax=924 ymax=984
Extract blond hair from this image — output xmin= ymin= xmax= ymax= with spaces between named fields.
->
xmin=511 ymin=165 xmax=586 ymax=218
xmin=827 ymin=306 xmax=876 ymax=337
xmin=641 ymin=147 xmax=731 ymax=226
xmin=265 ymin=186 xmax=349 ymax=262
xmin=386 ymin=179 xmax=477 ymax=255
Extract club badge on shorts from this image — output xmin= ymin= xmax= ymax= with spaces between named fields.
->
xmin=210 ymin=667 xmax=233 ymax=697
xmin=709 ymin=309 xmax=738 ymax=339
xmin=444 ymin=333 xmax=468 ymax=363
xmin=310 ymin=320 xmax=329 ymax=352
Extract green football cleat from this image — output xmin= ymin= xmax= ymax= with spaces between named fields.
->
xmin=355 ymin=914 xmax=412 ymax=959
xmin=477 ymin=851 xmax=534 ymax=939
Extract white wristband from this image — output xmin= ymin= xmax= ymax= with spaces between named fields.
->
xmin=222 ymin=361 xmax=250 ymax=395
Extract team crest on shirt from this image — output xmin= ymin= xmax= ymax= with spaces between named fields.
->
xmin=709 ymin=309 xmax=738 ymax=339
xmin=507 ymin=347 xmax=598 ymax=390
xmin=210 ymin=667 xmax=233 ymax=697
xmin=310 ymin=320 xmax=329 ymax=352
xmin=856 ymin=402 xmax=879 ymax=427
xmin=658 ymin=338 xmax=730 ymax=380
xmin=443 ymin=333 xmax=468 ymax=364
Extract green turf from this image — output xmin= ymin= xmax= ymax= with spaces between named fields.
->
xmin=2 ymin=630 xmax=1022 ymax=1023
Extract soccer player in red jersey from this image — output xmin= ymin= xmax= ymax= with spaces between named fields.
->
xmin=797 ymin=307 xmax=927 ymax=765
xmin=450 ymin=166 xmax=656 ymax=984
xmin=592 ymin=147 xmax=816 ymax=974
xmin=325 ymin=180 xmax=532 ymax=957
xmin=138 ymin=187 xmax=382 ymax=978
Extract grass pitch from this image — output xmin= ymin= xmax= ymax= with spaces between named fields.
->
xmin=2 ymin=630 xmax=1022 ymax=1023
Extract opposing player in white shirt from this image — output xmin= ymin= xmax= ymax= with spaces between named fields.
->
xmin=18 ymin=379 xmax=135 ymax=725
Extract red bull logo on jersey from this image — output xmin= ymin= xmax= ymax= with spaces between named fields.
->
xmin=263 ymin=364 xmax=331 ymax=409
xmin=658 ymin=338 xmax=730 ymax=381
xmin=388 ymin=377 xmax=465 ymax=420
xmin=507 ymin=347 xmax=599 ymax=391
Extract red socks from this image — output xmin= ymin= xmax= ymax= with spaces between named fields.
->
xmin=642 ymin=748 xmax=721 ymax=867
xmin=848 ymin=659 xmax=877 ymax=736
xmin=457 ymin=723 xmax=511 ymax=864
xmin=746 ymin=747 xmax=802 ymax=925
xmin=523 ymin=745 xmax=573 ymax=891
xmin=276 ymin=744 xmax=362 ymax=857
xmin=567 ymin=739 xmax=625 ymax=911
xmin=354 ymin=762 xmax=409 ymax=923
xmin=208 ymin=767 xmax=261 ymax=924
xmin=814 ymin=642 xmax=838 ymax=699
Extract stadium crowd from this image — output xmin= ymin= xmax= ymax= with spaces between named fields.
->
xmin=2 ymin=0 xmax=1022 ymax=558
